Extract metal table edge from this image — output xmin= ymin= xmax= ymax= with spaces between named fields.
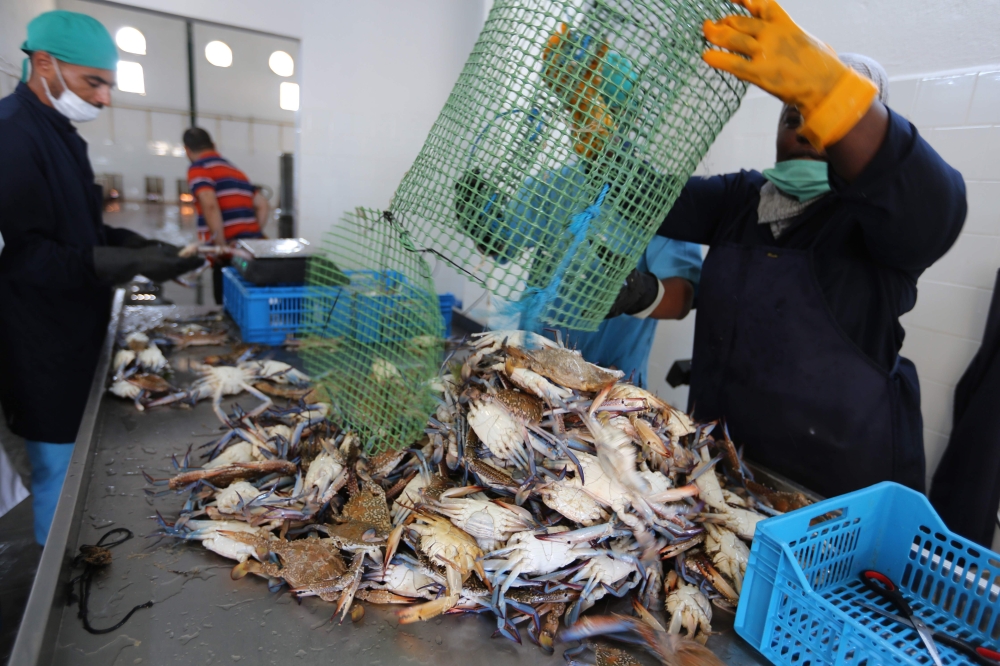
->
xmin=9 ymin=289 xmax=125 ymax=666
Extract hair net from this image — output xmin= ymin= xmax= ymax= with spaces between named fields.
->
xmin=20 ymin=10 xmax=118 ymax=81
xmin=839 ymin=53 xmax=889 ymax=105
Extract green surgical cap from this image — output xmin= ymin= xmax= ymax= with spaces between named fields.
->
xmin=20 ymin=10 xmax=118 ymax=81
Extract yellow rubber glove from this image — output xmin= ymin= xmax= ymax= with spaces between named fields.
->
xmin=702 ymin=0 xmax=877 ymax=149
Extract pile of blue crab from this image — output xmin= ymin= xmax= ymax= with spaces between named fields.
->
xmin=143 ymin=330 xmax=811 ymax=665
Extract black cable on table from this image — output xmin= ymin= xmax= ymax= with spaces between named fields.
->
xmin=69 ymin=527 xmax=153 ymax=635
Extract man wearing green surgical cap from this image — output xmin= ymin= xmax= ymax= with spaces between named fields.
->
xmin=0 ymin=10 xmax=202 ymax=545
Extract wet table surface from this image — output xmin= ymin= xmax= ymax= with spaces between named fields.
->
xmin=39 ymin=305 xmax=790 ymax=666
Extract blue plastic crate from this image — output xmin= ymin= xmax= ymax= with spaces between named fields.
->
xmin=222 ymin=267 xmax=306 ymax=345
xmin=438 ymin=293 xmax=461 ymax=338
xmin=736 ymin=482 xmax=1000 ymax=666
xmin=224 ymin=267 xmax=440 ymax=346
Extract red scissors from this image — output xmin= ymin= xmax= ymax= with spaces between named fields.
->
xmin=860 ymin=570 xmax=944 ymax=666
xmin=859 ymin=602 xmax=1000 ymax=666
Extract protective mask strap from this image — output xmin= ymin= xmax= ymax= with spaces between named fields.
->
xmin=39 ymin=59 xmax=67 ymax=104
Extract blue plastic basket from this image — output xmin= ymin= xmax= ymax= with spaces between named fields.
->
xmin=224 ymin=268 xmax=455 ymax=346
xmin=222 ymin=267 xmax=307 ymax=345
xmin=736 ymin=482 xmax=1000 ymax=666
xmin=438 ymin=293 xmax=461 ymax=338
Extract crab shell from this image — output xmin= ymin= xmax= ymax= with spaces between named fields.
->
xmin=303 ymin=450 xmax=345 ymax=498
xmin=113 ymin=348 xmax=137 ymax=371
xmin=572 ymin=554 xmax=641 ymax=607
xmin=549 ymin=452 xmax=630 ymax=510
xmin=203 ymin=441 xmax=255 ymax=469
xmin=505 ymin=345 xmax=623 ymax=392
xmin=665 ymin=580 xmax=712 ymax=639
xmin=704 ymin=524 xmax=749 ymax=594
xmin=137 ymin=345 xmax=168 ymax=373
xmin=537 ymin=481 xmax=609 ymax=526
xmin=470 ymin=330 xmax=561 ymax=353
xmin=496 ymin=527 xmax=583 ymax=576
xmin=467 ymin=400 xmax=527 ymax=464
xmin=693 ymin=460 xmax=727 ymax=512
xmin=367 ymin=561 xmax=439 ymax=600
xmin=432 ymin=498 xmax=534 ymax=552
xmin=716 ymin=505 xmax=764 ymax=541
xmin=409 ymin=514 xmax=484 ymax=581
xmin=226 ymin=533 xmax=350 ymax=601
xmin=109 ymin=380 xmax=141 ymax=399
xmin=214 ymin=481 xmax=263 ymax=515
xmin=504 ymin=363 xmax=575 ymax=403
xmin=391 ymin=473 xmax=437 ymax=525
xmin=183 ymin=519 xmax=264 ymax=562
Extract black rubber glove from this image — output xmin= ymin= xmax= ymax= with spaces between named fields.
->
xmin=605 ymin=269 xmax=661 ymax=319
xmin=92 ymin=246 xmax=204 ymax=285
xmin=107 ymin=227 xmax=182 ymax=255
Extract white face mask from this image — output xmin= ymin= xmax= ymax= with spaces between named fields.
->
xmin=40 ymin=60 xmax=102 ymax=123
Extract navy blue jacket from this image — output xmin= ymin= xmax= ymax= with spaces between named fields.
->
xmin=657 ymin=109 xmax=967 ymax=373
xmin=0 ymin=83 xmax=134 ymax=442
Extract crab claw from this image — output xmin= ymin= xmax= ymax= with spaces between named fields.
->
xmin=439 ymin=485 xmax=486 ymax=499
xmin=631 ymin=597 xmax=666 ymax=631
xmin=231 ymin=559 xmax=259 ymax=580
xmin=383 ymin=524 xmax=403 ymax=573
xmin=560 ymin=614 xmax=649 ymax=645
xmin=396 ymin=593 xmax=460 ymax=624
xmin=334 ymin=552 xmax=366 ymax=624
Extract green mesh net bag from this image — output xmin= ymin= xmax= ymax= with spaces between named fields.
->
xmin=300 ymin=209 xmax=444 ymax=453
xmin=390 ymin=0 xmax=746 ymax=331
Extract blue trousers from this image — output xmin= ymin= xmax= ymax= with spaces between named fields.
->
xmin=24 ymin=440 xmax=74 ymax=545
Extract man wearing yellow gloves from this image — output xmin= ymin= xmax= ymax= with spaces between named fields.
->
xmin=655 ymin=0 xmax=967 ymax=498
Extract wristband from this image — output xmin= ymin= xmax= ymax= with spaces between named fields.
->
xmin=800 ymin=69 xmax=878 ymax=149
xmin=631 ymin=279 xmax=665 ymax=319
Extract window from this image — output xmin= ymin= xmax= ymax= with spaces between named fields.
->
xmin=117 ymin=61 xmax=145 ymax=94
xmin=279 ymin=82 xmax=299 ymax=111
xmin=115 ymin=27 xmax=146 ymax=55
xmin=205 ymin=41 xmax=233 ymax=68
xmin=268 ymin=50 xmax=294 ymax=77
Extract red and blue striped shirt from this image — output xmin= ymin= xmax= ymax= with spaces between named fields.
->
xmin=187 ymin=151 xmax=263 ymax=242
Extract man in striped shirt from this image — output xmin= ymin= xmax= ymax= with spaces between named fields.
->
xmin=184 ymin=127 xmax=266 ymax=303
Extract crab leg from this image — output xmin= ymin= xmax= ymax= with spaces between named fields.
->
xmin=334 ymin=552 xmax=366 ymax=623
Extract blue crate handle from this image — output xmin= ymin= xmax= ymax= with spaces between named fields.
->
xmin=766 ymin=482 xmax=948 ymax=537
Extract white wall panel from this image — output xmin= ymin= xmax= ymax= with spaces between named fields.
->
xmin=900 ymin=326 xmax=981 ymax=388
xmin=149 ymin=111 xmax=184 ymax=148
xmin=193 ymin=23 xmax=296 ymax=124
xmin=0 ymin=0 xmax=56 ymax=98
xmin=252 ymin=122 xmax=280 ymax=157
xmin=900 ymin=281 xmax=993 ymax=342
xmin=923 ymin=235 xmax=1000 ymax=290
xmin=910 ymin=74 xmax=977 ymax=127
xmin=963 ymin=181 xmax=1000 ymax=236
xmin=59 ymin=0 xmax=188 ymax=112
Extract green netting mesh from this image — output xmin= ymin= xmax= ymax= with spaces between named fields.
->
xmin=301 ymin=209 xmax=444 ymax=453
xmin=390 ymin=0 xmax=746 ymax=331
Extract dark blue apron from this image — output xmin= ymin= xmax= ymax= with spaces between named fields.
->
xmin=689 ymin=242 xmax=925 ymax=499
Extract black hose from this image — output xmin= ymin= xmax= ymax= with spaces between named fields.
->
xmin=70 ymin=527 xmax=153 ymax=635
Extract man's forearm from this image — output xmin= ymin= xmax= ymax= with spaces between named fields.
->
xmin=205 ymin=208 xmax=226 ymax=245
xmin=650 ymin=277 xmax=694 ymax=320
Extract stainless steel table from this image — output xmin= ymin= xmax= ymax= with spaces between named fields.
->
xmin=10 ymin=299 xmax=814 ymax=666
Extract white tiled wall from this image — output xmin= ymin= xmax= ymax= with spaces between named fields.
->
xmin=648 ymin=68 xmax=1000 ymax=500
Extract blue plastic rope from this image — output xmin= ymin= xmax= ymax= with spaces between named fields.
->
xmin=509 ymin=183 xmax=611 ymax=333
